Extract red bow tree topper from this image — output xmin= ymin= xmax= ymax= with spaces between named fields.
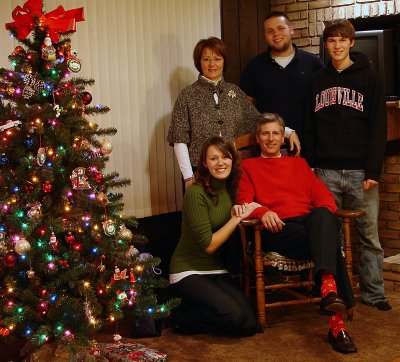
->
xmin=5 ymin=0 xmax=84 ymax=43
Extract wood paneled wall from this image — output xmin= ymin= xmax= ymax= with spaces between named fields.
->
xmin=221 ymin=0 xmax=270 ymax=85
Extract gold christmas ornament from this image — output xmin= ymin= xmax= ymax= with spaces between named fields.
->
xmin=14 ymin=237 xmax=31 ymax=255
xmin=118 ymin=224 xmax=133 ymax=241
xmin=100 ymin=139 xmax=113 ymax=155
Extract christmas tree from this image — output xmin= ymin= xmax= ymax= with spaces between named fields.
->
xmin=0 ymin=0 xmax=177 ymax=348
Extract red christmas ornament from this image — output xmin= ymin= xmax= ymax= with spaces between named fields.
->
xmin=94 ymin=172 xmax=104 ymax=183
xmin=65 ymin=232 xmax=75 ymax=244
xmin=81 ymin=91 xmax=92 ymax=105
xmin=25 ymin=185 xmax=34 ymax=193
xmin=0 ymin=327 xmax=10 ymax=336
xmin=12 ymin=46 xmax=25 ymax=56
xmin=42 ymin=181 xmax=53 ymax=193
xmin=4 ymin=252 xmax=18 ymax=267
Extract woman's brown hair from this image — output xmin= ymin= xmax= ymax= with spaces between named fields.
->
xmin=193 ymin=36 xmax=227 ymax=75
xmin=195 ymin=136 xmax=240 ymax=205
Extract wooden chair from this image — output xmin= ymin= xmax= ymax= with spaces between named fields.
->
xmin=234 ymin=133 xmax=365 ymax=330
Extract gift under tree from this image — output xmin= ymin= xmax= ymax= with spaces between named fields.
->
xmin=0 ymin=0 xmax=177 ymax=349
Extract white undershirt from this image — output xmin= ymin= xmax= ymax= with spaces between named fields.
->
xmin=273 ymin=53 xmax=295 ymax=68
xmin=174 ymin=143 xmax=194 ymax=180
xmin=169 ymin=269 xmax=228 ymax=284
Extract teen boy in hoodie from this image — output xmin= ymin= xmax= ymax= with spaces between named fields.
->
xmin=303 ymin=19 xmax=391 ymax=312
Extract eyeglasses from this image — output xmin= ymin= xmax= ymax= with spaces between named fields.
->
xmin=201 ymin=57 xmax=223 ymax=63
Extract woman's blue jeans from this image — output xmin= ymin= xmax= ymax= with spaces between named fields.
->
xmin=315 ymin=168 xmax=387 ymax=305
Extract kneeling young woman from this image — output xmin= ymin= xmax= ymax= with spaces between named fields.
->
xmin=169 ymin=136 xmax=258 ymax=336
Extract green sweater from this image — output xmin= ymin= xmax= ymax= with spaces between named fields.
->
xmin=169 ymin=179 xmax=232 ymax=274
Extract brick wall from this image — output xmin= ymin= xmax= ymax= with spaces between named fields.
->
xmin=269 ymin=0 xmax=400 ymax=288
xmin=270 ymin=0 xmax=400 ymax=54
xmin=381 ymin=156 xmax=400 ymax=253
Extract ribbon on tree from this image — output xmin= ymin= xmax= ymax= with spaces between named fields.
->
xmin=5 ymin=0 xmax=84 ymax=43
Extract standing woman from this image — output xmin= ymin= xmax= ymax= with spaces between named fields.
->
xmin=169 ymin=137 xmax=259 ymax=336
xmin=167 ymin=36 xmax=299 ymax=189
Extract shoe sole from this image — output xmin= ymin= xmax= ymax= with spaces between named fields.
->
xmin=322 ymin=301 xmax=347 ymax=315
xmin=329 ymin=342 xmax=357 ymax=354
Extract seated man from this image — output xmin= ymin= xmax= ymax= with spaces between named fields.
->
xmin=237 ymin=113 xmax=356 ymax=354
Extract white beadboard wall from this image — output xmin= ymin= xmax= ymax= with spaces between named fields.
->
xmin=0 ymin=0 xmax=221 ymax=218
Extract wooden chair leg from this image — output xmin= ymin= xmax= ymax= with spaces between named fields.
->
xmin=254 ymin=226 xmax=266 ymax=330
xmin=336 ymin=209 xmax=365 ymax=290
xmin=238 ymin=224 xmax=250 ymax=297
xmin=342 ymin=216 xmax=353 ymax=285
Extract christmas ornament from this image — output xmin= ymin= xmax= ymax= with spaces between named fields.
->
xmin=21 ymin=64 xmax=32 ymax=74
xmin=42 ymin=181 xmax=53 ymax=193
xmin=100 ymin=139 xmax=113 ymax=155
xmin=6 ymin=1 xmax=85 ymax=43
xmin=26 ymin=269 xmax=35 ymax=278
xmin=58 ymin=260 xmax=69 ymax=268
xmin=0 ymin=327 xmax=10 ymax=337
xmin=23 ymin=137 xmax=34 ymax=149
xmin=67 ymin=58 xmax=82 ymax=73
xmin=0 ymin=232 xmax=7 ymax=253
xmin=27 ymin=202 xmax=42 ymax=219
xmin=117 ymin=290 xmax=128 ymax=302
xmin=126 ymin=245 xmax=139 ymax=258
xmin=0 ymin=154 xmax=9 ymax=165
xmin=113 ymin=334 xmax=122 ymax=345
xmin=65 ymin=232 xmax=75 ymax=244
xmin=25 ymin=185 xmax=34 ymax=193
xmin=129 ymin=269 xmax=137 ymax=282
xmin=65 ymin=231 xmax=75 ymax=244
xmin=0 ymin=120 xmax=22 ymax=132
xmin=70 ymin=167 xmax=91 ymax=189
xmin=12 ymin=46 xmax=25 ymax=56
xmin=96 ymin=192 xmax=109 ymax=205
xmin=36 ymin=147 xmax=46 ymax=166
xmin=14 ymin=237 xmax=31 ymax=255
xmin=97 ymin=255 xmax=106 ymax=272
xmin=49 ymin=232 xmax=58 ymax=250
xmin=22 ymin=74 xmax=46 ymax=99
xmin=113 ymin=266 xmax=128 ymax=280
xmin=81 ymin=91 xmax=92 ymax=105
xmin=53 ymin=104 xmax=62 ymax=118
xmin=6 ymin=86 xmax=15 ymax=96
xmin=4 ymin=252 xmax=18 ymax=267
xmin=89 ymin=340 xmax=101 ymax=356
xmin=103 ymin=220 xmax=116 ymax=236
xmin=84 ymin=300 xmax=94 ymax=324
xmin=41 ymin=35 xmax=56 ymax=62
xmin=118 ymin=224 xmax=133 ymax=241
xmin=93 ymin=172 xmax=104 ymax=184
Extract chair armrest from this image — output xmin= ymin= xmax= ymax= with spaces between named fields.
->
xmin=240 ymin=218 xmax=261 ymax=227
xmin=335 ymin=209 xmax=366 ymax=219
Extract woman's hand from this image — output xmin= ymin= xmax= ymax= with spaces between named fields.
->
xmin=289 ymin=131 xmax=301 ymax=157
xmin=232 ymin=202 xmax=261 ymax=219
xmin=184 ymin=177 xmax=195 ymax=189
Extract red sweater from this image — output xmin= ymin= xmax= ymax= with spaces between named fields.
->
xmin=238 ymin=157 xmax=337 ymax=221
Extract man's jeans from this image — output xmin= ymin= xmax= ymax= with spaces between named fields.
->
xmin=315 ymin=169 xmax=387 ymax=304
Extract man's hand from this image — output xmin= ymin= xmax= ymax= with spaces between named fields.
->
xmin=261 ymin=211 xmax=285 ymax=233
xmin=289 ymin=131 xmax=301 ymax=157
xmin=364 ymin=179 xmax=378 ymax=191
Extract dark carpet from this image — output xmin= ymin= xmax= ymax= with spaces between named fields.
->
xmin=127 ymin=290 xmax=400 ymax=362
xmin=1 ymin=290 xmax=398 ymax=361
